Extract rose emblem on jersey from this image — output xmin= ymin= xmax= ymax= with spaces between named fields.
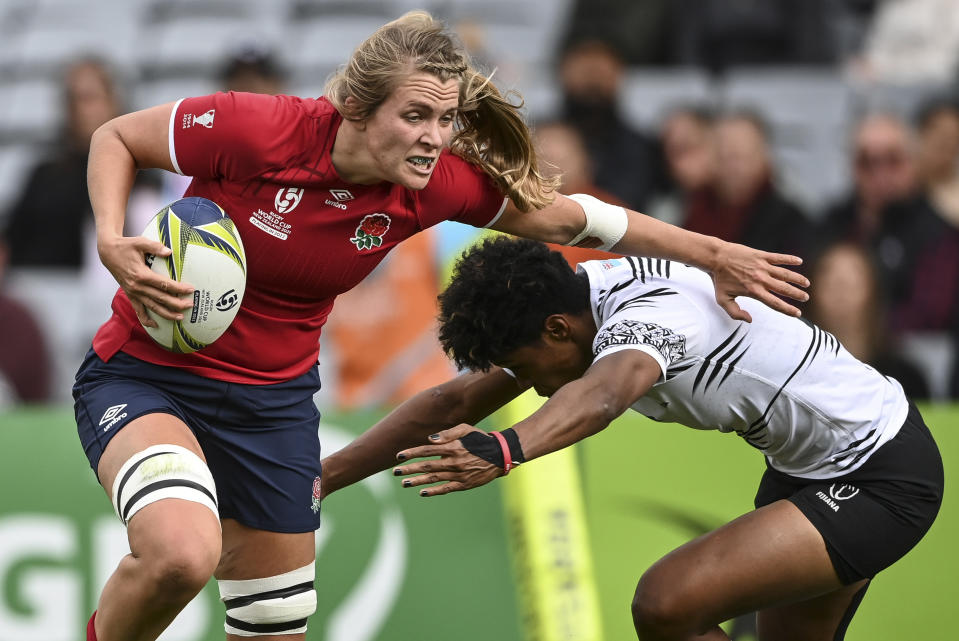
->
xmin=311 ymin=476 xmax=322 ymax=513
xmin=350 ymin=213 xmax=392 ymax=250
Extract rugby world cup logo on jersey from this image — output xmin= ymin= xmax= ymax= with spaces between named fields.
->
xmin=249 ymin=188 xmax=299 ymax=240
xmin=99 ymin=404 xmax=128 ymax=432
xmin=350 ymin=213 xmax=391 ymax=250
xmin=326 ymin=189 xmax=354 ymax=210
xmin=275 ymin=187 xmax=304 ymax=214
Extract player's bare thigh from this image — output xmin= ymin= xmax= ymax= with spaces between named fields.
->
xmin=633 ymin=500 xmax=846 ymax=638
xmin=97 ymin=412 xmax=205 ymax=495
xmin=96 ymin=412 xmax=222 ymax=560
xmin=757 ymin=578 xmax=870 ymax=641
xmin=217 ymin=520 xmax=317 ymax=641
xmin=217 ymin=519 xmax=315 ymax=580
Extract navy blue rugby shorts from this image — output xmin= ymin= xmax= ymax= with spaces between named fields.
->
xmin=73 ymin=348 xmax=323 ymax=533
xmin=754 ymin=402 xmax=944 ymax=584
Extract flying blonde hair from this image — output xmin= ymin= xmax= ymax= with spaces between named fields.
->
xmin=325 ymin=11 xmax=559 ymax=212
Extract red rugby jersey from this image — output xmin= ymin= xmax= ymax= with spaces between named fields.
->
xmin=93 ymin=92 xmax=507 ymax=383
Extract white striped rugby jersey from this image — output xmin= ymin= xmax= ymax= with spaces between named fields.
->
xmin=578 ymin=256 xmax=909 ymax=479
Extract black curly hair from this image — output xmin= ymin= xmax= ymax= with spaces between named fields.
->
xmin=438 ymin=236 xmax=590 ymax=371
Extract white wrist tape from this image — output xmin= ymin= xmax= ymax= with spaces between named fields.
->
xmin=565 ymin=193 xmax=629 ymax=251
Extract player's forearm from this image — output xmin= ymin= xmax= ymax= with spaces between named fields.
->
xmin=88 ymin=122 xmax=138 ymax=244
xmin=321 ymin=394 xmax=449 ymax=497
xmin=511 ymin=378 xmax=629 ymax=461
xmin=321 ymin=370 xmax=522 ymax=496
xmin=509 ymin=353 xmax=659 ymax=462
xmin=614 ymin=210 xmax=723 ymax=272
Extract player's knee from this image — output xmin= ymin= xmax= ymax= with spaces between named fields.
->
xmin=632 ymin=569 xmax=691 ymax=638
xmin=148 ymin=545 xmax=219 ymax=604
xmin=218 ymin=563 xmax=316 ymax=637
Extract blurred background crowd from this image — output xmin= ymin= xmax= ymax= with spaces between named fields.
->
xmin=2 ymin=0 xmax=959 ymax=411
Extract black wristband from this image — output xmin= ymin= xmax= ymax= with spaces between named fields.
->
xmin=499 ymin=428 xmax=527 ymax=465
xmin=459 ymin=429 xmax=526 ymax=471
xmin=459 ymin=431 xmax=504 ymax=468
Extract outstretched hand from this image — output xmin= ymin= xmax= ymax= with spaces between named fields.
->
xmin=711 ymin=243 xmax=810 ymax=322
xmin=393 ymin=424 xmax=504 ymax=497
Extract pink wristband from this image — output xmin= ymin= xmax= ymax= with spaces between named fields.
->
xmin=491 ymin=431 xmax=513 ymax=475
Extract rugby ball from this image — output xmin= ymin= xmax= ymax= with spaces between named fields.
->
xmin=140 ymin=197 xmax=246 ymax=353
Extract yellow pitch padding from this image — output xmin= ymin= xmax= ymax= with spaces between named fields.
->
xmin=497 ymin=389 xmax=604 ymax=641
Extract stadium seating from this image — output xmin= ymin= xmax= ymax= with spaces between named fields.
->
xmin=139 ymin=16 xmax=285 ymax=80
xmin=0 ymin=77 xmax=61 ymax=145
xmin=898 ymin=332 xmax=958 ymax=401
xmin=619 ymin=66 xmax=715 ymax=130
xmin=132 ymin=76 xmax=218 ymax=112
xmin=722 ymin=66 xmax=855 ymax=212
xmin=280 ymin=15 xmax=389 ymax=76
xmin=0 ymin=0 xmax=141 ymax=79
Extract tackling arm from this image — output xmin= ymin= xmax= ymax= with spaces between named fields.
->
xmin=319 ymin=368 xmax=526 ymax=498
xmin=394 ymin=349 xmax=661 ymax=496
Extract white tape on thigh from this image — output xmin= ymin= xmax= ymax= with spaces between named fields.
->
xmin=111 ymin=444 xmax=218 ymax=526
xmin=219 ymin=563 xmax=317 ymax=637
xmin=566 ymin=193 xmax=629 ymax=251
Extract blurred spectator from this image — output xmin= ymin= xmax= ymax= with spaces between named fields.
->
xmin=681 ymin=110 xmax=812 ymax=258
xmin=856 ymin=0 xmax=959 ymax=85
xmin=532 ymin=120 xmax=623 ymax=264
xmin=646 ymin=105 xmax=718 ymax=226
xmin=560 ymin=0 xmax=673 ymax=65
xmin=534 ymin=120 xmax=618 ymax=201
xmin=805 ymin=242 xmax=930 ymax=400
xmin=817 ymin=113 xmax=919 ymax=247
xmin=1 ymin=55 xmax=162 ymax=404
xmin=3 ymin=56 xmax=123 ymax=268
xmin=0 ymin=235 xmax=52 ymax=407
xmin=815 ymin=112 xmax=945 ymax=323
xmin=670 ymin=0 xmax=839 ymax=74
xmin=884 ymin=98 xmax=959 ymax=336
xmin=218 ymin=43 xmax=287 ymax=95
xmin=916 ymin=96 xmax=959 ymax=225
xmin=557 ymin=38 xmax=666 ymax=211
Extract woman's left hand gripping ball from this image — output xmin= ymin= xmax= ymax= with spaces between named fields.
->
xmin=393 ymin=424 xmax=504 ymax=497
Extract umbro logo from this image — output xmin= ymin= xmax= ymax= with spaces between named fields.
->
xmin=99 ymin=404 xmax=128 ymax=432
xmin=100 ymin=404 xmax=127 ymax=425
xmin=326 ymin=189 xmax=353 ymax=210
